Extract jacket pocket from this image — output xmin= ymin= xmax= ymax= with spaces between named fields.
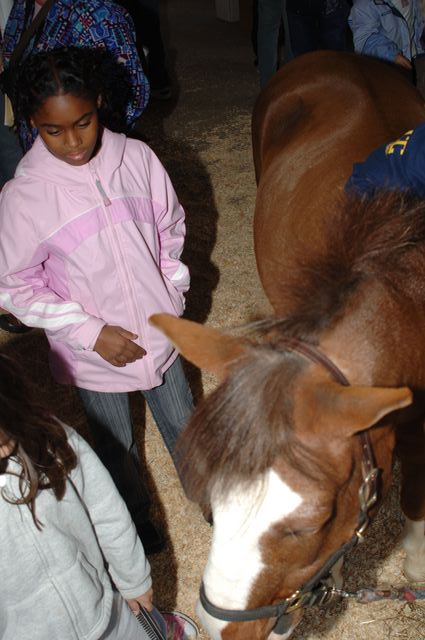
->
xmin=51 ymin=550 xmax=111 ymax=639
xmin=2 ymin=553 xmax=108 ymax=640
xmin=163 ymin=277 xmax=185 ymax=316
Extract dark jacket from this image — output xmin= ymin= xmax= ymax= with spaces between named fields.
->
xmin=346 ymin=123 xmax=425 ymax=196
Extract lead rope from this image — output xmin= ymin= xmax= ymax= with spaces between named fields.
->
xmin=336 ymin=585 xmax=425 ymax=604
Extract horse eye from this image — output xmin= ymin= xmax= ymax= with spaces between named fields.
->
xmin=275 ymin=520 xmax=329 ymax=538
xmin=272 ymin=524 xmax=309 ymax=538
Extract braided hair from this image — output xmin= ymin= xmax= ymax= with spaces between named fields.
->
xmin=0 ymin=354 xmax=77 ymax=529
xmin=11 ymin=46 xmax=132 ymax=133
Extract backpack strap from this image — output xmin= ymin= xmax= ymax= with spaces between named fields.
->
xmin=8 ymin=0 xmax=56 ymax=68
xmin=2 ymin=0 xmax=56 ymax=126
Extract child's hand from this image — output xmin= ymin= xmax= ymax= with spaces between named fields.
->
xmin=127 ymin=587 xmax=154 ymax=613
xmin=394 ymin=53 xmax=412 ymax=70
xmin=94 ymin=325 xmax=146 ymax=367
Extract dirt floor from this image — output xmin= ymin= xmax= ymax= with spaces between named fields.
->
xmin=2 ymin=1 xmax=425 ymax=638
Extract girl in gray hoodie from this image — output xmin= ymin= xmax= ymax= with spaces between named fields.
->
xmin=0 ymin=353 xmax=160 ymax=640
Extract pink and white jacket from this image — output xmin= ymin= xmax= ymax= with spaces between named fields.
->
xmin=0 ymin=128 xmax=189 ymax=392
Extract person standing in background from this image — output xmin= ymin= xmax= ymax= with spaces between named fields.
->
xmin=0 ymin=0 xmax=22 ymax=187
xmin=0 ymin=1 xmax=23 ymax=333
xmin=349 ymin=0 xmax=425 ymax=72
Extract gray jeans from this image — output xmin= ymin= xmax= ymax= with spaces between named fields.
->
xmin=78 ymin=356 xmax=193 ymax=528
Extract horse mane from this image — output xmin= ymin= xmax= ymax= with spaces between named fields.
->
xmin=275 ymin=190 xmax=425 ymax=339
xmin=178 ymin=191 xmax=425 ymax=504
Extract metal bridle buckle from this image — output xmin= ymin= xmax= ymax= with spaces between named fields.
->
xmin=309 ymin=576 xmax=345 ymax=608
xmin=356 ymin=519 xmax=369 ymax=542
xmin=356 ymin=467 xmax=379 ymax=541
xmin=358 ymin=468 xmax=379 ymax=512
xmin=314 ymin=585 xmax=344 ymax=607
xmin=284 ymin=590 xmax=310 ymax=613
xmin=285 ymin=578 xmax=344 ymax=614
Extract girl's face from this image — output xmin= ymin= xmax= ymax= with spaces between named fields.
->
xmin=30 ymin=92 xmax=101 ymax=166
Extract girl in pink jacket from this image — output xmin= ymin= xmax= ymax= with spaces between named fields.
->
xmin=0 ymin=47 xmax=194 ymax=554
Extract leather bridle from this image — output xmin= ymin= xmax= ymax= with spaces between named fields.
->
xmin=199 ymin=338 xmax=380 ymax=636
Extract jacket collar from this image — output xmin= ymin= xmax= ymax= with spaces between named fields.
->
xmin=15 ymin=127 xmax=127 ymax=186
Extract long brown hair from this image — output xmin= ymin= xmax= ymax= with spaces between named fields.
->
xmin=0 ymin=354 xmax=77 ymax=528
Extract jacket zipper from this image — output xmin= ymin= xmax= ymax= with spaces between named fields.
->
xmin=90 ymin=169 xmax=153 ymax=379
xmin=95 ymin=179 xmax=112 ymax=207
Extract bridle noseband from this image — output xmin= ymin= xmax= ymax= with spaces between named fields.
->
xmin=199 ymin=338 xmax=380 ymax=636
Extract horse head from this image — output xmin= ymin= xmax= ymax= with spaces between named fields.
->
xmin=150 ymin=313 xmax=412 ymax=639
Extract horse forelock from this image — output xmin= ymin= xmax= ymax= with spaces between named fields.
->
xmin=177 ymin=344 xmax=333 ymax=505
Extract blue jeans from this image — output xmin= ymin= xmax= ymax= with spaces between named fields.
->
xmin=287 ymin=5 xmax=349 ymax=57
xmin=78 ymin=356 xmax=193 ymax=529
xmin=257 ymin=0 xmax=292 ymax=88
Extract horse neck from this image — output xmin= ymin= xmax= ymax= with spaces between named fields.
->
xmin=318 ymin=277 xmax=425 ymax=389
xmin=313 ymin=282 xmax=410 ymax=502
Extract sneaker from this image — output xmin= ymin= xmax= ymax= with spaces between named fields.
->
xmin=161 ymin=611 xmax=199 ymax=640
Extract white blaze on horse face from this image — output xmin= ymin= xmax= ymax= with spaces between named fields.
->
xmin=198 ymin=469 xmax=302 ymax=640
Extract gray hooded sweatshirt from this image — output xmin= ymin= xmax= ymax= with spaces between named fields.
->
xmin=0 ymin=426 xmax=152 ymax=639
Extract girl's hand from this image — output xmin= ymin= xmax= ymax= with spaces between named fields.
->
xmin=94 ymin=325 xmax=146 ymax=367
xmin=127 ymin=587 xmax=154 ymax=614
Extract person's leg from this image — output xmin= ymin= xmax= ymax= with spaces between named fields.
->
xmin=415 ymin=55 xmax=425 ymax=100
xmin=286 ymin=10 xmax=317 ymax=57
xmin=137 ymin=0 xmax=170 ymax=94
xmin=119 ymin=0 xmax=170 ymax=97
xmin=257 ymin=0 xmax=285 ymax=87
xmin=252 ymin=0 xmax=259 ymax=64
xmin=77 ymin=388 xmax=164 ymax=551
xmin=0 ymin=92 xmax=23 ymax=188
xmin=319 ymin=4 xmax=350 ymax=52
xmin=141 ymin=356 xmax=193 ymax=464
xmin=0 ymin=96 xmax=31 ymax=333
xmin=281 ymin=0 xmax=293 ymax=65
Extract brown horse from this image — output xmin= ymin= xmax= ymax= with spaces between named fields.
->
xmin=151 ymin=51 xmax=425 ymax=639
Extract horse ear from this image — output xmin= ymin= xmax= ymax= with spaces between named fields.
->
xmin=298 ymin=381 xmax=413 ymax=437
xmin=149 ymin=313 xmax=246 ymax=379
